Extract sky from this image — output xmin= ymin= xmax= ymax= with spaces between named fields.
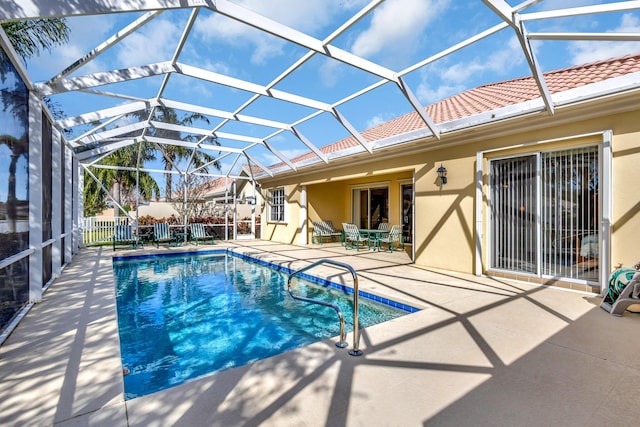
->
xmin=16 ymin=0 xmax=640 ymax=196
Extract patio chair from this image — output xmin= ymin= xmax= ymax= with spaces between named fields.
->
xmin=190 ymin=223 xmax=215 ymax=245
xmin=113 ymin=224 xmax=140 ymax=251
xmin=377 ymin=225 xmax=402 ymax=252
xmin=342 ymin=223 xmax=370 ymax=251
xmin=377 ymin=222 xmax=390 ymax=238
xmin=153 ymin=222 xmax=176 ymax=247
xmin=312 ymin=220 xmax=342 ymax=244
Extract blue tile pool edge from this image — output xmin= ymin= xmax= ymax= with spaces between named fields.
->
xmin=113 ymin=248 xmax=421 ymax=314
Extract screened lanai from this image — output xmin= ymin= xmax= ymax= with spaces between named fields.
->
xmin=2 ymin=0 xmax=640 ymax=339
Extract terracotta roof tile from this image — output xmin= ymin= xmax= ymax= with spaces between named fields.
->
xmin=274 ymin=54 xmax=640 ymax=168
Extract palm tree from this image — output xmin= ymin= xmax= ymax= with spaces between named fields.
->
xmin=1 ymin=19 xmax=70 ymax=227
xmin=2 ymin=19 xmax=70 ymax=61
xmin=83 ymin=141 xmax=160 ymax=217
xmin=151 ymin=106 xmax=220 ymax=200
xmin=0 ymin=134 xmax=28 ymax=233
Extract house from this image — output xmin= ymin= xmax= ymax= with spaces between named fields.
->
xmin=257 ymin=54 xmax=640 ymax=293
xmin=197 ymin=167 xmax=263 ymax=219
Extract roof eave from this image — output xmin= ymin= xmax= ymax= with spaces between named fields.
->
xmin=255 ymin=72 xmax=640 ymax=182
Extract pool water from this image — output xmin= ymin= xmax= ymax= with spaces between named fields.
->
xmin=113 ymin=251 xmax=415 ymax=399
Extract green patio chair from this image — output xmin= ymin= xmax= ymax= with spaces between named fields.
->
xmin=190 ymin=223 xmax=215 ymax=245
xmin=153 ymin=222 xmax=176 ymax=247
xmin=377 ymin=225 xmax=402 ymax=252
xmin=113 ymin=224 xmax=140 ymax=251
xmin=377 ymin=222 xmax=390 ymax=239
xmin=312 ymin=220 xmax=342 ymax=244
xmin=342 ymin=223 xmax=370 ymax=251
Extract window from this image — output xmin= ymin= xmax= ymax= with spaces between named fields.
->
xmin=269 ymin=187 xmax=285 ymax=222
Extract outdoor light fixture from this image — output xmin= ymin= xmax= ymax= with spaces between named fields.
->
xmin=437 ymin=164 xmax=448 ymax=185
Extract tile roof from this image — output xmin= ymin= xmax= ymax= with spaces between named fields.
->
xmin=280 ymin=53 xmax=640 ymax=167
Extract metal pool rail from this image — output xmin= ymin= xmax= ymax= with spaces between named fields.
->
xmin=287 ymin=259 xmax=362 ymax=356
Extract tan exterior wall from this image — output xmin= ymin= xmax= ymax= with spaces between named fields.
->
xmin=259 ymin=104 xmax=640 ymax=287
xmin=261 ymin=185 xmax=302 ymax=244
xmin=99 ymin=202 xmax=179 ymax=219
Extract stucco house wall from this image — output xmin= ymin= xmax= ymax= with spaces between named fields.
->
xmin=258 ymin=92 xmax=640 ymax=292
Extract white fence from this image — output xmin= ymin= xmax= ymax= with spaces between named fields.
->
xmin=81 ymin=216 xmax=129 ymax=245
xmin=81 ymin=217 xmax=261 ymax=245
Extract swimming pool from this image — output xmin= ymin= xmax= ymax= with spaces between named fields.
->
xmin=113 ymin=251 xmax=417 ymax=399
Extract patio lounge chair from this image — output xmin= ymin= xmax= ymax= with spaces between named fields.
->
xmin=377 ymin=225 xmax=402 ymax=252
xmin=312 ymin=220 xmax=342 ymax=244
xmin=113 ymin=224 xmax=140 ymax=251
xmin=190 ymin=223 xmax=215 ymax=245
xmin=342 ymin=223 xmax=370 ymax=251
xmin=153 ymin=222 xmax=177 ymax=247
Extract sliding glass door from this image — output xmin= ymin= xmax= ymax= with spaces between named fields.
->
xmin=352 ymin=187 xmax=388 ymax=229
xmin=490 ymin=147 xmax=599 ymax=282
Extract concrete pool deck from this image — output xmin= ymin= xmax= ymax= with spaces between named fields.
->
xmin=1 ymin=240 xmax=639 ymax=426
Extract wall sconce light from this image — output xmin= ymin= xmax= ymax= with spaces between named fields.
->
xmin=437 ymin=164 xmax=448 ymax=185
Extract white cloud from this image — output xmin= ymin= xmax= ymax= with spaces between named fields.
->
xmin=417 ymin=36 xmax=524 ymax=104
xmin=25 ymin=15 xmax=116 ymax=80
xmin=195 ymin=0 xmax=368 ymax=65
xmin=116 ymin=19 xmax=181 ymax=67
xmin=318 ymin=59 xmax=342 ymax=87
xmin=350 ymin=0 xmax=449 ymax=62
xmin=260 ymin=148 xmax=310 ymax=166
xmin=366 ymin=113 xmax=396 ymax=128
xmin=416 ymin=83 xmax=465 ymax=105
xmin=569 ymin=13 xmax=640 ymax=64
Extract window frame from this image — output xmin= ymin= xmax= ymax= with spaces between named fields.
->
xmin=268 ymin=187 xmax=286 ymax=223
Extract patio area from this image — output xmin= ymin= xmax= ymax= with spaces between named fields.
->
xmin=1 ymin=240 xmax=639 ymax=426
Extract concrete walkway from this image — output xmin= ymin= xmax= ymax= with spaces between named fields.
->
xmin=1 ymin=241 xmax=639 ymax=426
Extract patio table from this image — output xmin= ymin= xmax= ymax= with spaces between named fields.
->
xmin=358 ymin=229 xmax=388 ymax=251
xmin=174 ymin=231 xmax=188 ymax=246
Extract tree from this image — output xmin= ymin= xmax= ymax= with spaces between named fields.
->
xmin=151 ymin=106 xmax=220 ymax=200
xmin=2 ymin=19 xmax=70 ymax=61
xmin=83 ymin=141 xmax=160 ymax=217
xmin=171 ymin=174 xmax=212 ymax=222
xmin=1 ymin=19 xmax=69 ymax=232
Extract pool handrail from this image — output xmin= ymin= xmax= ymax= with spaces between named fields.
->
xmin=287 ymin=259 xmax=362 ymax=356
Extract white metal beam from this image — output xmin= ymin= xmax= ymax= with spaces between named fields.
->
xmin=210 ymin=0 xmax=398 ymax=82
xmin=78 ymin=121 xmax=147 ymax=145
xmin=0 ymin=0 xmax=210 ymax=20
xmin=46 ymin=11 xmax=163 ymax=84
xmin=144 ymin=135 xmax=243 ymax=153
xmin=290 ymin=127 xmax=328 ymax=164
xmin=159 ymin=98 xmax=290 ymax=130
xmin=175 ymin=63 xmax=331 ymax=111
xmin=261 ymin=141 xmax=297 ymax=172
xmin=331 ymin=108 xmax=372 ymax=153
xmin=396 ymin=77 xmax=441 ymax=139
xmin=35 ymin=62 xmax=175 ymax=96
xmin=244 ymin=152 xmax=273 ymax=178
xmin=150 ymin=120 xmax=214 ymax=138
xmin=57 ymin=101 xmax=148 ymax=128
xmin=482 ymin=1 xmax=554 ymax=114
xmin=75 ymin=138 xmax=138 ymax=161
xmin=528 ymin=32 xmax=640 ymax=41
xmin=70 ymin=115 xmax=126 ymax=145
xmin=521 ymin=1 xmax=640 ymax=21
